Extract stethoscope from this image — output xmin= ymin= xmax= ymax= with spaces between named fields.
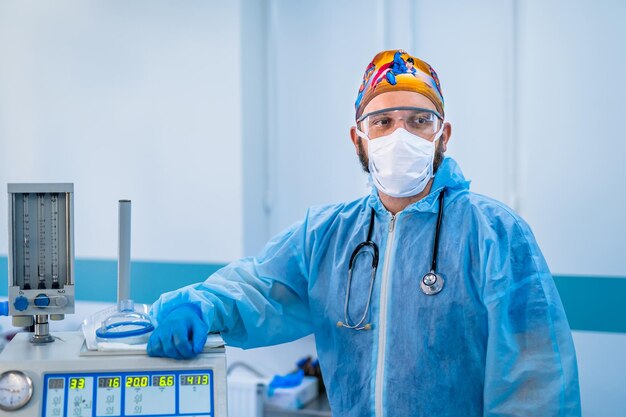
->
xmin=337 ymin=189 xmax=446 ymax=331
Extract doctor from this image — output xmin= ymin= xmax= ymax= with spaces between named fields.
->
xmin=148 ymin=50 xmax=581 ymax=416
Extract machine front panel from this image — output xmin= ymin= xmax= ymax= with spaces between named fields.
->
xmin=41 ymin=370 xmax=214 ymax=417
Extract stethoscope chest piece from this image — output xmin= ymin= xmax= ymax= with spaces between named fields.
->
xmin=420 ymin=271 xmax=444 ymax=295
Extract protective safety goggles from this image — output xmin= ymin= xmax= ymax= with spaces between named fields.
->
xmin=357 ymin=106 xmax=443 ymax=139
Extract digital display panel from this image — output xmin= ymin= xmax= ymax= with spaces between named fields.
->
xmin=180 ymin=374 xmax=209 ymax=386
xmin=48 ymin=378 xmax=64 ymax=390
xmin=152 ymin=375 xmax=175 ymax=387
xmin=69 ymin=377 xmax=86 ymax=390
xmin=42 ymin=370 xmax=215 ymax=417
xmin=98 ymin=376 xmax=121 ymax=388
xmin=125 ymin=375 xmax=149 ymax=388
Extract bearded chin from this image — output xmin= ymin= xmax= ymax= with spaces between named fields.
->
xmin=356 ymin=137 xmax=446 ymax=174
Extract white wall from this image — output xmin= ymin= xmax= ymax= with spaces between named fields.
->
xmin=0 ymin=1 xmax=243 ymax=263
xmin=573 ymin=331 xmax=626 ymax=416
xmin=517 ymin=0 xmax=626 ymax=277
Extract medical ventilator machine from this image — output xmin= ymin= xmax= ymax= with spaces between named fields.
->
xmin=0 ymin=183 xmax=228 ymax=416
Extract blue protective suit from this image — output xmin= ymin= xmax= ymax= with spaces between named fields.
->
xmin=151 ymin=157 xmax=581 ymax=416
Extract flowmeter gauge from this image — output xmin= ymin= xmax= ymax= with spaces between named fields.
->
xmin=7 ymin=183 xmax=75 ymax=342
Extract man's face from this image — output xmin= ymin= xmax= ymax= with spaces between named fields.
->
xmin=351 ymin=91 xmax=451 ymax=174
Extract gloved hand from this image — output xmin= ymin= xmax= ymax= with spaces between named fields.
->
xmin=147 ymin=303 xmax=209 ymax=359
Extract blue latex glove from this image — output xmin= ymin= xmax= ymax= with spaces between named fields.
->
xmin=147 ymin=304 xmax=208 ymax=359
xmin=268 ymin=369 xmax=305 ymax=396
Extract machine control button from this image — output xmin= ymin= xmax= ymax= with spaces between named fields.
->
xmin=34 ymin=294 xmax=50 ymax=307
xmin=13 ymin=296 xmax=29 ymax=311
xmin=54 ymin=295 xmax=68 ymax=307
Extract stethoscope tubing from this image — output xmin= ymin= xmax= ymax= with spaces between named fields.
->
xmin=342 ymin=260 xmax=377 ymax=330
xmin=430 ymin=189 xmax=445 ymax=274
xmin=340 ymin=188 xmax=446 ymax=330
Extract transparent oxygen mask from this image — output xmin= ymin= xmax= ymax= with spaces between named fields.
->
xmin=95 ymin=300 xmax=154 ymax=345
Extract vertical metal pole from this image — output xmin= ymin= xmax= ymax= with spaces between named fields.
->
xmin=31 ymin=314 xmax=54 ymax=344
xmin=118 ymin=200 xmax=131 ymax=305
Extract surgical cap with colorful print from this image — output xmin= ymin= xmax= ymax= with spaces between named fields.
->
xmin=355 ymin=49 xmax=444 ymax=120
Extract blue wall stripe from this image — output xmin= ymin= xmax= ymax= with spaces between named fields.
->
xmin=1 ymin=257 xmax=624 ymax=333
xmin=552 ymin=275 xmax=626 ymax=334
xmin=0 ymin=257 xmax=223 ymax=307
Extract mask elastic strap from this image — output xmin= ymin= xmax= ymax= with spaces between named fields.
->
xmin=355 ymin=128 xmax=370 ymax=141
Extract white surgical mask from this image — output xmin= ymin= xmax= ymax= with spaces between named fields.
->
xmin=356 ymin=126 xmax=444 ymax=198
